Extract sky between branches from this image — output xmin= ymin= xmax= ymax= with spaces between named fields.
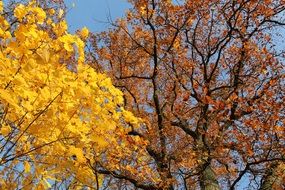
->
xmin=65 ymin=0 xmax=130 ymax=33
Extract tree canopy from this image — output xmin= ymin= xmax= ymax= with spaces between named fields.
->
xmin=0 ymin=1 xmax=146 ymax=189
xmin=88 ymin=0 xmax=285 ymax=189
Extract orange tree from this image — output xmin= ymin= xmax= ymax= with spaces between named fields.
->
xmin=88 ymin=0 xmax=285 ymax=189
xmin=0 ymin=1 xmax=147 ymax=189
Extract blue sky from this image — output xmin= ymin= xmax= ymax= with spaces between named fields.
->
xmin=65 ymin=0 xmax=130 ymax=33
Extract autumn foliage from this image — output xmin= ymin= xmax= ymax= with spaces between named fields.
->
xmin=0 ymin=0 xmax=285 ymax=190
xmin=88 ymin=0 xmax=285 ymax=189
xmin=0 ymin=1 xmax=145 ymax=189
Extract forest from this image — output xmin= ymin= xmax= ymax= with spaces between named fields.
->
xmin=0 ymin=0 xmax=284 ymax=189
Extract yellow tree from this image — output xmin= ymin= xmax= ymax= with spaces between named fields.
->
xmin=89 ymin=0 xmax=285 ymax=189
xmin=0 ymin=1 xmax=147 ymax=189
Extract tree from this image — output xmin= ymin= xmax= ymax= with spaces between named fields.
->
xmin=88 ymin=0 xmax=285 ymax=189
xmin=0 ymin=1 xmax=145 ymax=189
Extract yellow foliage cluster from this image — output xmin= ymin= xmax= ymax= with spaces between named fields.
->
xmin=0 ymin=1 xmax=142 ymax=189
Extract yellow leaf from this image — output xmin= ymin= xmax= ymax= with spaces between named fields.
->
xmin=24 ymin=161 xmax=31 ymax=173
xmin=0 ymin=89 xmax=17 ymax=107
xmin=1 ymin=124 xmax=11 ymax=136
xmin=64 ymin=43 xmax=73 ymax=52
xmin=93 ymin=135 xmax=108 ymax=147
xmin=79 ymin=27 xmax=89 ymax=39
xmin=48 ymin=9 xmax=55 ymax=15
xmin=37 ymin=48 xmax=50 ymax=63
xmin=69 ymin=146 xmax=86 ymax=163
xmin=13 ymin=75 xmax=26 ymax=86
xmin=0 ymin=1 xmax=3 ymax=12
xmin=14 ymin=4 xmax=26 ymax=20
xmin=34 ymin=7 xmax=46 ymax=24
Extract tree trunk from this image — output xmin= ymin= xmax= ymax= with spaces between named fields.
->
xmin=200 ymin=164 xmax=221 ymax=190
xmin=260 ymin=162 xmax=284 ymax=190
